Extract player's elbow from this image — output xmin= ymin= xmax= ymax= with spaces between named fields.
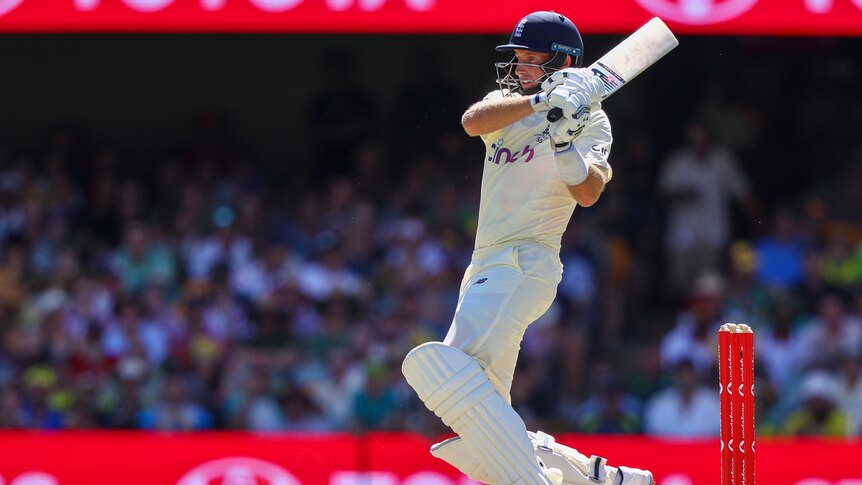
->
xmin=461 ymin=111 xmax=483 ymax=137
xmin=567 ymin=184 xmax=603 ymax=207
xmin=577 ymin=194 xmax=601 ymax=207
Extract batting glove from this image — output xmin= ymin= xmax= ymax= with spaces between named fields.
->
xmin=549 ymin=101 xmax=601 ymax=150
xmin=547 ymin=85 xmax=589 ymax=116
xmin=541 ymin=68 xmax=581 ymax=93
xmin=549 ymin=87 xmax=597 ymax=124
xmin=549 ymin=117 xmax=581 ymax=153
xmin=542 ymin=68 xmax=605 ymax=104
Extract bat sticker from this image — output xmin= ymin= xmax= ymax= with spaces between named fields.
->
xmin=592 ymin=62 xmax=626 ymax=94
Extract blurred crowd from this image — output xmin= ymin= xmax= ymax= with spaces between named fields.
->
xmin=1 ymin=46 xmax=862 ymax=440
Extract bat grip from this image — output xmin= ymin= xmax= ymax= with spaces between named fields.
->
xmin=547 ymin=108 xmax=563 ymax=123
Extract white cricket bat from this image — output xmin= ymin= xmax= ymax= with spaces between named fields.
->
xmin=548 ymin=17 xmax=679 ymax=121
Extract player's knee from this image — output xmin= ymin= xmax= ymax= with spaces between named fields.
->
xmin=403 ymin=341 xmax=488 ymax=377
xmin=402 ymin=342 xmax=492 ymax=421
xmin=402 ymin=341 xmax=433 ymax=380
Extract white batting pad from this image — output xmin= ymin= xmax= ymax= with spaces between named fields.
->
xmin=430 ymin=436 xmax=492 ymax=484
xmin=403 ymin=342 xmax=553 ymax=485
xmin=430 ymin=431 xmax=653 ymax=485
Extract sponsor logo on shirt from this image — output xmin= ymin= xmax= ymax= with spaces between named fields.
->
xmin=488 ymin=140 xmax=535 ymax=165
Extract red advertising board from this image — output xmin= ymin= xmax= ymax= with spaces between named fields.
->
xmin=0 ymin=432 xmax=860 ymax=485
xmin=0 ymin=0 xmax=861 ymax=34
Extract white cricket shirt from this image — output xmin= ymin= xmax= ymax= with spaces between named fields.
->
xmin=475 ymin=90 xmax=613 ymax=252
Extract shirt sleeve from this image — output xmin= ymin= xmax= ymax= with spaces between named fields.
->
xmin=573 ymin=109 xmax=613 ymax=183
xmin=482 ymin=89 xmax=504 ymax=102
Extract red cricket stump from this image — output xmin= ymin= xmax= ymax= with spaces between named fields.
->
xmin=719 ymin=323 xmax=755 ymax=485
xmin=719 ymin=327 xmax=732 ymax=484
xmin=741 ymin=326 xmax=755 ymax=485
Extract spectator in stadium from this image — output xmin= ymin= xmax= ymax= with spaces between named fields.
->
xmin=138 ymin=373 xmax=213 ymax=430
xmin=753 ymin=207 xmax=806 ymax=290
xmin=793 ymin=292 xmax=862 ymax=372
xmin=0 ymin=387 xmax=27 ymax=429
xmin=658 ymin=119 xmax=756 ymax=296
xmin=281 ymin=385 xmax=333 ymax=432
xmin=757 ymin=290 xmax=806 ymax=392
xmin=19 ymin=365 xmax=65 ymax=429
xmin=837 ymin=348 xmax=862 ymax=436
xmin=724 ymin=240 xmax=771 ymax=328
xmin=223 ymin=368 xmax=284 ymax=431
xmin=818 ymin=229 xmax=859 ymax=289
xmin=779 ymin=370 xmax=848 ymax=437
xmin=110 ymin=221 xmax=177 ymax=294
xmin=301 ymin=347 xmax=366 ymax=430
xmin=660 ymin=272 xmax=728 ymax=375
xmin=643 ymin=358 xmax=720 ymax=437
xmin=570 ymin=369 xmax=642 ymax=434
xmin=352 ymin=361 xmax=401 ymax=431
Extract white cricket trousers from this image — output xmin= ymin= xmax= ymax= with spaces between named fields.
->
xmin=443 ymin=241 xmax=562 ymax=401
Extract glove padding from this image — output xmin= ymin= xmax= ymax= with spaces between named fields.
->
xmin=530 ymin=68 xmax=602 ymax=115
xmin=549 ymin=117 xmax=582 ymax=151
xmin=541 ymin=68 xmax=605 ymax=104
xmin=547 ymin=86 xmax=592 ymax=122
xmin=549 ymin=101 xmax=601 ymax=151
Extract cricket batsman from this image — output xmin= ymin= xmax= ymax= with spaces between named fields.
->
xmin=402 ymin=11 xmax=655 ymax=485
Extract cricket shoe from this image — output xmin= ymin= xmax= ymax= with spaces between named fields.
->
xmin=529 ymin=431 xmax=654 ymax=485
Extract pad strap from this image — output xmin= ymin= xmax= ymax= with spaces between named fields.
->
xmin=589 ymin=455 xmax=609 ymax=482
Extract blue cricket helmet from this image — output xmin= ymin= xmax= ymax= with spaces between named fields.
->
xmin=497 ymin=11 xmax=583 ymax=66
xmin=495 ymin=11 xmax=584 ymax=95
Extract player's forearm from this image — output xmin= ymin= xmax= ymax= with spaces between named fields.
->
xmin=566 ymin=165 xmax=606 ymax=207
xmin=461 ymin=96 xmax=534 ymax=137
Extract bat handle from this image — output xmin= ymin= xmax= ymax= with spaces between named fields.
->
xmin=547 ymin=108 xmax=563 ymax=123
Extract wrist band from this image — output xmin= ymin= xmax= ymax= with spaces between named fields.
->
xmin=554 ymin=144 xmax=590 ymax=185
xmin=530 ymin=92 xmax=549 ymax=113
